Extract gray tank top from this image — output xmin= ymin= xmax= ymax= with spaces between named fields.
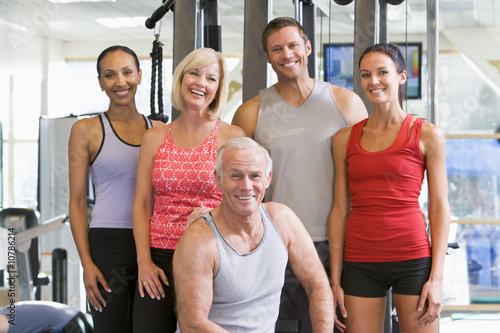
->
xmin=203 ymin=205 xmax=288 ymax=332
xmin=255 ymin=79 xmax=348 ymax=241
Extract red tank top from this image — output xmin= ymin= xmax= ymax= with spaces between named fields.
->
xmin=345 ymin=114 xmax=430 ymax=262
xmin=150 ymin=120 xmax=222 ymax=249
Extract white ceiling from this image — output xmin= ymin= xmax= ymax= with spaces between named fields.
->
xmin=0 ymin=0 xmax=499 ymax=43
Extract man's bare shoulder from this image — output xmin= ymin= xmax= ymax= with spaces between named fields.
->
xmin=177 ymin=217 xmax=217 ymax=253
xmin=262 ymin=202 xmax=298 ymax=228
xmin=262 ymin=201 xmax=289 ymax=214
xmin=330 ymin=84 xmax=364 ymax=104
xmin=262 ymin=202 xmax=310 ymax=248
xmin=238 ymin=94 xmax=261 ymax=111
xmin=333 ymin=126 xmax=352 ymax=144
xmin=329 ymin=84 xmax=368 ymax=126
xmin=231 ymin=95 xmax=261 ymax=138
xmin=217 ymin=121 xmax=246 ymax=143
xmin=173 ymin=216 xmax=218 ymax=280
xmin=330 ymin=84 xmax=358 ymax=100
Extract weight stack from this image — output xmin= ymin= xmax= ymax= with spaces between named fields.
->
xmin=52 ymin=248 xmax=67 ymax=304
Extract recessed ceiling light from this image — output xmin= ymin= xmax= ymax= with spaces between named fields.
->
xmin=48 ymin=0 xmax=116 ymax=3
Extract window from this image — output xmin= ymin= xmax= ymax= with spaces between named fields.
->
xmin=1 ymin=70 xmax=40 ymax=209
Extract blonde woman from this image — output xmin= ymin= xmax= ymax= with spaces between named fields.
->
xmin=132 ymin=48 xmax=245 ymax=332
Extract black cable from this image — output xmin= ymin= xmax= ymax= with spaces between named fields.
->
xmin=157 ymin=41 xmax=164 ymax=116
xmin=150 ymin=41 xmax=159 ymax=116
xmin=149 ymin=39 xmax=169 ymax=123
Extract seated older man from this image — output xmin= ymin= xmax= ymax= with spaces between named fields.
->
xmin=173 ymin=137 xmax=333 ymax=332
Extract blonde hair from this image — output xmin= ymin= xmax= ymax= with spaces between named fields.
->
xmin=171 ymin=48 xmax=229 ymax=120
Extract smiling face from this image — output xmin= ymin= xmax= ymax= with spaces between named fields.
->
xmin=180 ymin=62 xmax=221 ymax=112
xmin=264 ymin=26 xmax=311 ymax=81
xmin=215 ymin=147 xmax=271 ymax=218
xmin=98 ymin=49 xmax=142 ymax=107
xmin=360 ymin=51 xmax=406 ymax=106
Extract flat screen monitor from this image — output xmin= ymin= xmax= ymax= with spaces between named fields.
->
xmin=323 ymin=42 xmax=422 ymax=99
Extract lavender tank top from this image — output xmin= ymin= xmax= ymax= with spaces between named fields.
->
xmin=89 ymin=112 xmax=152 ymax=229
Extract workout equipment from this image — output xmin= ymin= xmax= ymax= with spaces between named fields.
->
xmin=145 ymin=1 xmax=175 ymax=124
xmin=52 ymin=248 xmax=67 ymax=304
xmin=0 ymin=208 xmax=67 ymax=301
xmin=148 ymin=24 xmax=169 ymax=124
xmin=145 ymin=0 xmax=176 ymax=30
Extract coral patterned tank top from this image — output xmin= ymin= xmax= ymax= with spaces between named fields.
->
xmin=150 ymin=120 xmax=222 ymax=249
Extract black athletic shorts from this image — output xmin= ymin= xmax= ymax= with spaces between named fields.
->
xmin=342 ymin=257 xmax=431 ymax=297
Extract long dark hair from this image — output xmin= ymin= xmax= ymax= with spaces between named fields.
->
xmin=96 ymin=45 xmax=140 ymax=77
xmin=359 ymin=43 xmax=407 ymax=109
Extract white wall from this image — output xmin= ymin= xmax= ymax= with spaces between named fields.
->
xmin=64 ymin=40 xmax=165 ymax=61
xmin=0 ymin=25 xmax=45 ymax=134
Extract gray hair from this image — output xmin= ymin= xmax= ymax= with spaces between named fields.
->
xmin=215 ymin=137 xmax=272 ymax=180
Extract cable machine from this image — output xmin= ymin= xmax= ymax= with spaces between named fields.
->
xmin=145 ymin=0 xmax=222 ymax=121
xmin=241 ymin=0 xmax=438 ymax=122
xmin=148 ymin=23 xmax=169 ymax=123
xmin=144 ymin=0 xmax=176 ymax=123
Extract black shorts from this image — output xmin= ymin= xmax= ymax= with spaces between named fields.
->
xmin=342 ymin=257 xmax=431 ymax=298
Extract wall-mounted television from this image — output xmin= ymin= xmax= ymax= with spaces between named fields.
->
xmin=323 ymin=42 xmax=423 ymax=99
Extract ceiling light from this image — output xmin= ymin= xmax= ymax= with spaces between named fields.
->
xmin=48 ymin=0 xmax=116 ymax=3
xmin=96 ymin=17 xmax=148 ymax=29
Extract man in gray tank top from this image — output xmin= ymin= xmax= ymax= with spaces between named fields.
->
xmin=173 ymin=138 xmax=333 ymax=333
xmin=232 ymin=17 xmax=368 ymax=332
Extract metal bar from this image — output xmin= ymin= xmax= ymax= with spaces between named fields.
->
xmin=379 ymin=0 xmax=388 ymax=43
xmin=204 ymin=0 xmax=221 ymax=51
xmin=172 ymin=0 xmax=198 ymax=120
xmin=242 ymin=0 xmax=272 ymax=103
xmin=427 ymin=0 xmax=439 ymax=124
xmin=295 ymin=0 xmax=302 ymax=23
xmin=354 ymin=0 xmax=378 ymax=115
xmin=303 ymin=3 xmax=317 ymax=78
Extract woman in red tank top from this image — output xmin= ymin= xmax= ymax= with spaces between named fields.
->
xmin=329 ymin=43 xmax=450 ymax=333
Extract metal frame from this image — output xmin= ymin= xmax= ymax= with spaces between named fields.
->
xmin=242 ymin=0 xmax=272 ymax=103
xmin=172 ymin=0 xmax=199 ymax=120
